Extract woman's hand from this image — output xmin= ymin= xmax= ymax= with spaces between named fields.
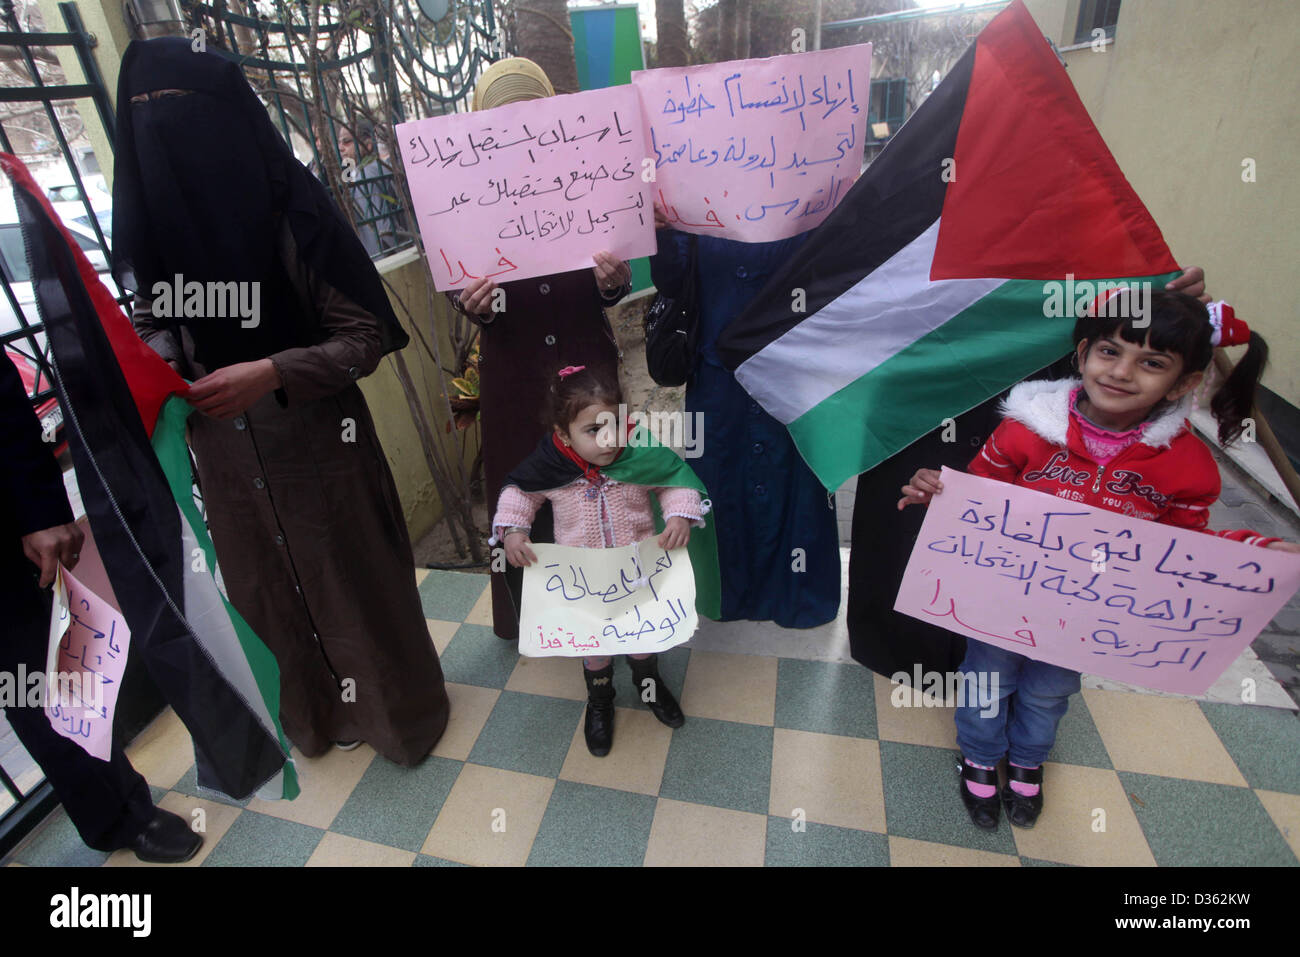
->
xmin=504 ymin=530 xmax=537 ymax=567
xmin=1266 ymin=540 xmax=1300 ymax=553
xmin=457 ymin=276 xmax=499 ymax=316
xmin=653 ymin=200 xmax=670 ymax=230
xmin=22 ymin=521 xmax=84 ymax=588
xmin=657 ymin=516 xmax=692 ymax=551
xmin=592 ymin=251 xmax=631 ymax=295
xmin=897 ymin=468 xmax=944 ymax=510
xmin=1167 ymin=265 xmax=1208 ymax=303
xmin=187 ymin=358 xmax=282 ymax=419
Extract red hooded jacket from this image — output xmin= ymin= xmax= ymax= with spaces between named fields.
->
xmin=967 ymin=378 xmax=1278 ymax=547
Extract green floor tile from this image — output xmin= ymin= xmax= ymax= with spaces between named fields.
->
xmin=658 ymin=716 xmax=772 ymax=814
xmin=611 ymin=646 xmax=690 ymax=714
xmin=171 ymin=764 xmax=251 ymax=808
xmin=775 ymin=658 xmax=878 ymax=739
xmin=764 ymin=816 xmax=889 ymax=866
xmin=1021 ymin=856 xmax=1073 ymax=866
xmin=467 ymin=691 xmax=585 ymax=778
xmin=418 ymin=569 xmax=489 ymax=622
xmin=438 ymin=623 xmax=520 ymax=689
xmin=1046 ymin=692 xmax=1112 ymax=769
xmin=201 ymin=810 xmax=323 ymax=866
xmin=878 ymin=741 xmax=1018 ymax=855
xmin=413 ymin=854 xmax=468 ymax=866
xmin=1198 ymin=702 xmax=1300 ymax=794
xmin=1118 ymin=771 xmax=1297 ymax=867
xmin=11 ymin=807 xmax=109 ymax=867
xmin=330 ymin=754 xmax=462 ymax=852
xmin=527 ymin=780 xmax=657 ymax=866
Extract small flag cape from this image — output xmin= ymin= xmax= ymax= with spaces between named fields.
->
xmin=715 ymin=0 xmax=1180 ymax=491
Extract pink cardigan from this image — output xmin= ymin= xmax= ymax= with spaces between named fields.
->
xmin=492 ymin=477 xmax=705 ymax=549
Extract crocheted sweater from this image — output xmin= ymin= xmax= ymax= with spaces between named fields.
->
xmin=493 ymin=477 xmax=704 ymax=548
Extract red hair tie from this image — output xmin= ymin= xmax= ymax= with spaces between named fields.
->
xmin=1207 ymin=301 xmax=1250 ymax=348
xmin=557 ymin=365 xmax=586 ymax=379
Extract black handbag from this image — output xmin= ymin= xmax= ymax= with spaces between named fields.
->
xmin=642 ymin=235 xmax=699 ymax=387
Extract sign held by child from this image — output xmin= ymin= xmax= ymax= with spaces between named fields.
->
xmin=520 ymin=538 xmax=698 ymax=658
xmin=895 ymin=468 xmax=1300 ymax=695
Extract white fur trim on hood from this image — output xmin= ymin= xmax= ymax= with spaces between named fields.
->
xmin=998 ymin=378 xmax=1192 ymax=451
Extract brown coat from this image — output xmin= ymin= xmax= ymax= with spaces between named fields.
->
xmin=134 ymin=227 xmax=449 ymax=765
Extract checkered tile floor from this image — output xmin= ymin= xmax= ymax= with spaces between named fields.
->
xmin=5 ymin=568 xmax=1299 ymax=867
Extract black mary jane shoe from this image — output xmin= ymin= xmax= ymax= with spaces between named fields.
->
xmin=957 ymin=755 xmax=1002 ymax=831
xmin=1001 ymin=764 xmax=1044 ymax=828
xmin=626 ymin=656 xmax=685 ymax=728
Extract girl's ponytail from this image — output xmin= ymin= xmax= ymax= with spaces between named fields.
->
xmin=1211 ymin=329 xmax=1269 ymax=446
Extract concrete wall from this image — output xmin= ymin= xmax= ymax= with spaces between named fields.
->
xmin=1023 ymin=0 xmax=1300 ymax=405
xmin=44 ymin=0 xmax=479 ymax=545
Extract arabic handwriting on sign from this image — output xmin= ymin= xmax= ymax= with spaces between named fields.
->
xmin=1153 ymin=539 xmax=1276 ymax=593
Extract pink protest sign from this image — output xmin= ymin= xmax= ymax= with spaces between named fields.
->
xmin=396 ymin=85 xmax=656 ymax=290
xmin=894 ymin=468 xmax=1300 ymax=695
xmin=631 ymin=43 xmax=870 ymax=243
xmin=44 ymin=564 xmax=131 ymax=760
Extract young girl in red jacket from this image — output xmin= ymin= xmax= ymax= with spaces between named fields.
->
xmin=898 ymin=289 xmax=1300 ymax=831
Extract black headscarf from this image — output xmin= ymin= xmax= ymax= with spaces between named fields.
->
xmin=111 ymin=37 xmax=409 ymax=371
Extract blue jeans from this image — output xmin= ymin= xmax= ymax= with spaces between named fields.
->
xmin=953 ymin=639 xmax=1081 ymax=767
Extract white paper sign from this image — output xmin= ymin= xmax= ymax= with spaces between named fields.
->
xmin=519 ymin=538 xmax=698 ymax=657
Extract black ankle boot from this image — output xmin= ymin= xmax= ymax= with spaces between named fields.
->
xmin=626 ymin=655 xmax=684 ymax=728
xmin=582 ymin=663 xmax=616 ymax=756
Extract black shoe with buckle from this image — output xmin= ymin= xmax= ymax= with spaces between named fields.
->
xmin=626 ymin=655 xmax=684 ymax=728
xmin=582 ymin=663 xmax=616 ymax=756
xmin=1001 ymin=764 xmax=1044 ymax=828
xmin=131 ymin=808 xmax=203 ymax=864
xmin=957 ymin=754 xmax=1001 ymax=831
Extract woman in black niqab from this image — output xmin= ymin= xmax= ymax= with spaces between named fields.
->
xmin=115 ymin=37 xmax=450 ymax=766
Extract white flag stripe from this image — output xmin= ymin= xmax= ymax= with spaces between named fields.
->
xmin=734 ymin=219 xmax=1005 ymax=424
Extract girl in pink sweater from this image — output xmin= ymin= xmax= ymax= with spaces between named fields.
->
xmin=493 ymin=365 xmax=704 ymax=756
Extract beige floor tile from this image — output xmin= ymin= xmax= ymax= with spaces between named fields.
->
xmin=426 ymin=619 xmax=460 ymax=657
xmin=872 ymin=673 xmax=959 ymax=748
xmin=421 ymin=763 xmax=554 ymax=866
xmin=246 ymin=745 xmax=376 ymax=829
xmin=644 ymin=798 xmax=767 ymax=867
xmin=104 ymin=791 xmax=241 ymax=867
xmin=1009 ymin=762 xmax=1155 ymax=866
xmin=769 ymin=729 xmax=886 ymax=833
xmin=431 ymin=683 xmax=500 ymax=761
xmin=123 ymin=708 xmax=192 ymax=790
xmin=464 ymin=582 xmax=494 ymax=626
xmin=1255 ymin=789 xmax=1300 ymax=860
xmin=1082 ymin=688 xmax=1247 ymax=786
xmin=505 ymin=654 xmax=587 ymax=701
xmin=680 ymin=650 xmax=777 ymax=726
xmin=889 ymin=835 xmax=1020 ymax=867
xmin=306 ymin=831 xmax=416 ymax=867
xmin=558 ymin=708 xmax=672 ymax=795
xmin=414 ymin=567 xmax=429 ymax=586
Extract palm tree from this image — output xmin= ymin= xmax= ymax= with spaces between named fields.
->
xmin=656 ymin=0 xmax=690 ymax=67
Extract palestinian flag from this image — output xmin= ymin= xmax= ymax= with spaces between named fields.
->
xmin=3 ymin=154 xmax=298 ymax=801
xmin=503 ymin=426 xmax=722 ymax=620
xmin=715 ymin=0 xmax=1180 ymax=491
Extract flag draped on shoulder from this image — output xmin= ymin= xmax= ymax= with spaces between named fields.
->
xmin=3 ymin=153 xmax=298 ymax=801
xmin=714 ymin=0 xmax=1180 ymax=491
